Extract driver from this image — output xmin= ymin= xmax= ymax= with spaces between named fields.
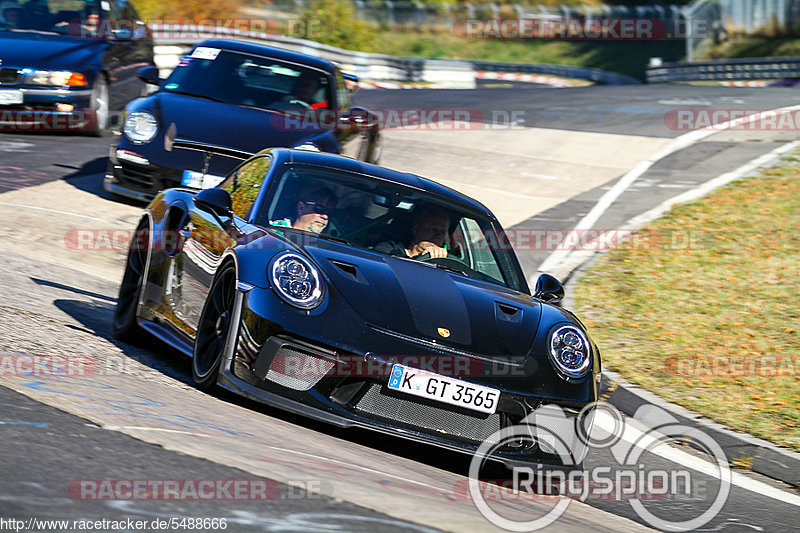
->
xmin=0 ymin=1 xmax=23 ymax=27
xmin=285 ymin=71 xmax=322 ymax=108
xmin=271 ymin=184 xmax=338 ymax=234
xmin=375 ymin=204 xmax=450 ymax=259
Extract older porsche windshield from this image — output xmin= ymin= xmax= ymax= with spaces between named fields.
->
xmin=256 ymin=164 xmax=526 ymax=292
xmin=162 ymin=49 xmax=333 ymax=113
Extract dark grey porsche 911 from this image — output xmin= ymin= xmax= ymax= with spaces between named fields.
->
xmin=114 ymin=148 xmax=601 ymax=469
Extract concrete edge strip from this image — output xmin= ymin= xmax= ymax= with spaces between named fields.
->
xmin=535 ymin=103 xmax=800 ymax=283
xmin=547 ymin=139 xmax=800 ymax=281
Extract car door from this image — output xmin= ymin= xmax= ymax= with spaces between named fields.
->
xmin=173 ymin=155 xmax=273 ymax=331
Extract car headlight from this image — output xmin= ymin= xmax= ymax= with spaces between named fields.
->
xmin=547 ymin=324 xmax=592 ymax=379
xmin=124 ymin=111 xmax=158 ymax=143
xmin=26 ymin=69 xmax=87 ymax=86
xmin=270 ymin=252 xmax=324 ymax=309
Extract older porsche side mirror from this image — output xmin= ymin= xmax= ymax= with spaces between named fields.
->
xmin=137 ymin=66 xmax=161 ymax=86
xmin=534 ymin=273 xmax=564 ymax=303
xmin=194 ymin=188 xmax=233 ymax=224
xmin=343 ymin=72 xmax=359 ymax=94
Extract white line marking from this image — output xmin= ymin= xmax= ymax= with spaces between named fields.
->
xmin=263 ymin=445 xmax=454 ymax=494
xmin=101 ymin=425 xmax=214 ymax=438
xmin=536 ymin=104 xmax=800 ymax=281
xmin=538 ymin=140 xmax=800 ymax=281
xmin=594 ymin=416 xmax=800 ymax=507
xmin=0 ymin=202 xmax=114 ymax=224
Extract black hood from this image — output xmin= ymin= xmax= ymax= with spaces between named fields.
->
xmin=296 ymin=237 xmax=542 ymax=359
xmin=154 ymin=92 xmax=330 ymax=154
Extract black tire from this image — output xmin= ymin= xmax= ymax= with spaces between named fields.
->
xmin=112 ymin=219 xmax=149 ymax=342
xmin=192 ymin=262 xmax=237 ymax=390
xmin=88 ymin=76 xmax=109 ymax=137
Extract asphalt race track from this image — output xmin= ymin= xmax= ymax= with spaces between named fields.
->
xmin=1 ymin=84 xmax=799 ymax=532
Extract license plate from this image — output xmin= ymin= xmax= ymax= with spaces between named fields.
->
xmin=181 ymin=170 xmax=225 ymax=189
xmin=0 ymin=90 xmax=23 ymax=105
xmin=387 ymin=364 xmax=500 ymax=414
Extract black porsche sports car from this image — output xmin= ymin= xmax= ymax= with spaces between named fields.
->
xmin=104 ymin=39 xmax=382 ymax=202
xmin=114 ymin=149 xmax=600 ymax=469
xmin=0 ymin=0 xmax=154 ymax=134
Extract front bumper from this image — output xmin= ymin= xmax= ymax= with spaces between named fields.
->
xmin=218 ymin=285 xmax=597 ymax=469
xmin=0 ymin=87 xmax=95 ymax=132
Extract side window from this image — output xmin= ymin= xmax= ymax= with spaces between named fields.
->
xmin=220 ymin=156 xmax=272 ymax=219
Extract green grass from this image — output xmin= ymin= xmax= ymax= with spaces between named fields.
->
xmin=699 ymin=33 xmax=800 ymax=61
xmin=574 ymin=155 xmax=800 ymax=452
xmin=372 ymin=27 xmax=685 ymax=80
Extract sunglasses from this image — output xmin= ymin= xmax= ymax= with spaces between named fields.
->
xmin=302 ymin=201 xmax=333 ymax=215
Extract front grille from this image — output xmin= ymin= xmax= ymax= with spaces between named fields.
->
xmin=0 ymin=68 xmax=21 ymax=85
xmin=355 ymin=383 xmax=501 ymax=442
xmin=118 ymin=161 xmax=155 ymax=189
xmin=266 ymin=347 xmax=335 ymax=391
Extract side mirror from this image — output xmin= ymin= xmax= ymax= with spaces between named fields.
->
xmin=194 ymin=188 xmax=233 ymax=224
xmin=342 ymin=72 xmax=359 ymax=94
xmin=137 ymin=66 xmax=161 ymax=86
xmin=534 ymin=273 xmax=564 ymax=303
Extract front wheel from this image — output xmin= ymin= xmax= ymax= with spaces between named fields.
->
xmin=88 ymin=77 xmax=109 ymax=136
xmin=112 ymin=218 xmax=149 ymax=342
xmin=192 ymin=262 xmax=236 ymax=390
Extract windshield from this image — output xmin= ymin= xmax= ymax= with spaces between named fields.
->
xmin=1 ymin=0 xmax=103 ymax=35
xmin=162 ymin=48 xmax=334 ymax=113
xmin=253 ymin=163 xmax=527 ymax=292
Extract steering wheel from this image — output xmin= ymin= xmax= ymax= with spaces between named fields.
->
xmin=287 ymin=99 xmax=311 ymax=109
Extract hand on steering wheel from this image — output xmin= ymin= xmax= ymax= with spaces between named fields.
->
xmin=411 ymin=244 xmax=447 ymax=260
xmin=288 ymin=99 xmax=311 ymax=109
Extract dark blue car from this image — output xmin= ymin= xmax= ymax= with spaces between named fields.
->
xmin=104 ymin=39 xmax=382 ymax=202
xmin=113 ymin=148 xmax=600 ymax=470
xmin=0 ymin=0 xmax=154 ymax=134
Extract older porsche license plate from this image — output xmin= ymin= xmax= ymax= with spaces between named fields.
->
xmin=0 ymin=90 xmax=23 ymax=106
xmin=387 ymin=364 xmax=499 ymax=414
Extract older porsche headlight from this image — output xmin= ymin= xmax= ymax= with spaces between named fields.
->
xmin=548 ymin=324 xmax=592 ymax=379
xmin=270 ymin=252 xmax=324 ymax=309
xmin=26 ymin=70 xmax=87 ymax=86
xmin=124 ymin=111 xmax=158 ymax=143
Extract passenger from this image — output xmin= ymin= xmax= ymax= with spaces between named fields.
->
xmin=272 ymin=185 xmax=338 ymax=234
xmin=375 ymin=204 xmax=450 ymax=259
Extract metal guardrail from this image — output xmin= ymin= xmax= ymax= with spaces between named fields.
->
xmin=151 ymin=24 xmax=639 ymax=86
xmin=647 ymin=56 xmax=800 ymax=83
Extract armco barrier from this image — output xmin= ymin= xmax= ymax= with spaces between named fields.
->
xmin=150 ymin=24 xmax=639 ymax=86
xmin=647 ymin=56 xmax=800 ymax=82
